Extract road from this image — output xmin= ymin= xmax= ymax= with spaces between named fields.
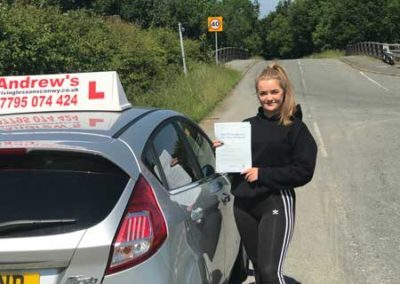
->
xmin=200 ymin=57 xmax=400 ymax=284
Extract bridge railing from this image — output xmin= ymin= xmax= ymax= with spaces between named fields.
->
xmin=346 ymin=41 xmax=400 ymax=64
xmin=213 ymin=47 xmax=249 ymax=64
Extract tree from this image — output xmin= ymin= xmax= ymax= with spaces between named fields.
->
xmin=382 ymin=0 xmax=400 ymax=42
xmin=212 ymin=0 xmax=261 ymax=54
xmin=287 ymin=0 xmax=320 ymax=57
xmin=259 ymin=1 xmax=294 ymax=58
xmin=312 ymin=0 xmax=389 ymax=50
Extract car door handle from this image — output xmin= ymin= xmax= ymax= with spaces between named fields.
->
xmin=191 ymin=207 xmax=204 ymax=223
xmin=221 ymin=193 xmax=231 ymax=204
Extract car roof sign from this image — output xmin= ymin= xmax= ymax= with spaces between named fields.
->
xmin=0 ymin=71 xmax=131 ymax=115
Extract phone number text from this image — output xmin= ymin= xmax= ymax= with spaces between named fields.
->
xmin=0 ymin=94 xmax=78 ymax=109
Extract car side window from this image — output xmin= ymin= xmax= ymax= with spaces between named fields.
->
xmin=177 ymin=120 xmax=216 ymax=178
xmin=143 ymin=148 xmax=164 ymax=184
xmin=149 ymin=123 xmax=200 ymax=190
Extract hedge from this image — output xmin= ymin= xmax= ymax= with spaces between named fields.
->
xmin=0 ymin=3 xmax=206 ymax=98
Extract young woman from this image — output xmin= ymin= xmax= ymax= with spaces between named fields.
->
xmin=215 ymin=62 xmax=317 ymax=284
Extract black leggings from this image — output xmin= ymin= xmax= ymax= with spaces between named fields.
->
xmin=234 ymin=189 xmax=295 ymax=284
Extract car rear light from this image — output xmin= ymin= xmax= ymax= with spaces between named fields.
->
xmin=105 ymin=175 xmax=167 ymax=274
xmin=0 ymin=148 xmax=27 ymax=155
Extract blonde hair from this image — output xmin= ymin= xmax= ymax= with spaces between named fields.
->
xmin=255 ymin=62 xmax=296 ymax=126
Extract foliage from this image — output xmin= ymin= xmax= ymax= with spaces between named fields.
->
xmin=312 ymin=0 xmax=367 ymax=50
xmin=134 ymin=63 xmax=241 ymax=122
xmin=0 ymin=3 xmax=241 ymax=122
xmin=382 ymin=0 xmax=400 ymax=42
xmin=0 ymin=5 xmax=114 ymax=75
xmin=3 ymin=0 xmax=399 ymax=70
xmin=212 ymin=0 xmax=262 ymax=54
xmin=7 ymin=0 xmax=400 ymax=60
xmin=109 ymin=0 xmax=262 ymax=55
xmin=305 ymin=49 xmax=345 ymax=59
xmin=259 ymin=0 xmax=400 ymax=59
xmin=288 ymin=0 xmax=318 ymax=57
xmin=0 ymin=3 xmax=203 ymax=97
xmin=91 ymin=0 xmax=213 ymax=39
xmin=262 ymin=5 xmax=294 ymax=59
xmin=16 ymin=0 xmax=261 ymax=56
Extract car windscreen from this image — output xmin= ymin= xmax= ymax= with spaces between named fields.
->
xmin=0 ymin=149 xmax=129 ymax=238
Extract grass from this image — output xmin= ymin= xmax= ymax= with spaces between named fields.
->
xmin=134 ymin=63 xmax=241 ymax=122
xmin=306 ymin=49 xmax=345 ymax=59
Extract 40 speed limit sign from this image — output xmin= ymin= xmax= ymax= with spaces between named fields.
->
xmin=208 ymin=17 xmax=223 ymax=32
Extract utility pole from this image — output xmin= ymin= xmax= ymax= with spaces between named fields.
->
xmin=178 ymin=22 xmax=188 ymax=77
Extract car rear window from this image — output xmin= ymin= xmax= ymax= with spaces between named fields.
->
xmin=0 ymin=150 xmax=129 ymax=238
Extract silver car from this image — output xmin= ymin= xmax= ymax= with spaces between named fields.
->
xmin=0 ymin=106 xmax=248 ymax=284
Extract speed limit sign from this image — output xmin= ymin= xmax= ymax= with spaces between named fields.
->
xmin=208 ymin=17 xmax=223 ymax=32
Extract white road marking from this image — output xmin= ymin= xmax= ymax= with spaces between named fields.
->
xmin=297 ymin=60 xmax=307 ymax=91
xmin=359 ymin=71 xmax=389 ymax=91
xmin=313 ymin=122 xmax=328 ymax=158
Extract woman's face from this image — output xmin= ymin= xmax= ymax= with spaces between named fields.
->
xmin=257 ymin=79 xmax=284 ymax=115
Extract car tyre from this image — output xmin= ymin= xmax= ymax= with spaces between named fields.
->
xmin=229 ymin=243 xmax=249 ymax=284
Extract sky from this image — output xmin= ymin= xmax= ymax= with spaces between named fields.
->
xmin=258 ymin=0 xmax=280 ymax=17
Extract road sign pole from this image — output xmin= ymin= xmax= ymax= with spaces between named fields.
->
xmin=215 ymin=32 xmax=218 ymax=64
xmin=208 ymin=16 xmax=223 ymax=64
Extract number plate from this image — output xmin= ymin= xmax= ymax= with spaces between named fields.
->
xmin=0 ymin=273 xmax=39 ymax=284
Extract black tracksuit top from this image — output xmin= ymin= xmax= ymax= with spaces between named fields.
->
xmin=231 ymin=107 xmax=318 ymax=198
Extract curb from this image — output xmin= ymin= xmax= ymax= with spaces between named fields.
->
xmin=242 ymin=59 xmax=261 ymax=75
xmin=225 ymin=58 xmax=261 ymax=74
xmin=340 ymin=57 xmax=400 ymax=77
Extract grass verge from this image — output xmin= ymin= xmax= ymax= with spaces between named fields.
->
xmin=132 ymin=63 xmax=241 ymax=122
xmin=306 ymin=49 xmax=345 ymax=59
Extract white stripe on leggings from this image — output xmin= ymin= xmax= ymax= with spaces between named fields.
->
xmin=285 ymin=190 xmax=295 ymax=243
xmin=284 ymin=191 xmax=295 ymax=281
xmin=277 ymin=190 xmax=294 ymax=284
xmin=284 ymin=191 xmax=295 ymax=260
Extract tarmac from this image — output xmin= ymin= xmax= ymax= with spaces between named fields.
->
xmin=340 ymin=55 xmax=400 ymax=76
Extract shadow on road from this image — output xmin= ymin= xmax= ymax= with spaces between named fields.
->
xmin=233 ymin=269 xmax=301 ymax=284
xmin=283 ymin=275 xmax=302 ymax=284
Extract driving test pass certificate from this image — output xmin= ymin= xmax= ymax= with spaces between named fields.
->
xmin=214 ymin=122 xmax=252 ymax=173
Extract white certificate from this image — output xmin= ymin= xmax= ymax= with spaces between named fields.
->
xmin=214 ymin=122 xmax=252 ymax=173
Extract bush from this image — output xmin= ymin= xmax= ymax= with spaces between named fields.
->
xmin=0 ymin=3 xmax=205 ymax=97
xmin=0 ymin=3 xmax=239 ymax=122
xmin=0 ymin=5 xmax=115 ymax=74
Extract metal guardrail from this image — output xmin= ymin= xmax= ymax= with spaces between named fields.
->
xmin=213 ymin=47 xmax=249 ymax=64
xmin=346 ymin=42 xmax=400 ymax=65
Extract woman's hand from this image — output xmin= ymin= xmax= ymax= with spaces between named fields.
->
xmin=212 ymin=140 xmax=224 ymax=148
xmin=241 ymin=167 xmax=259 ymax=182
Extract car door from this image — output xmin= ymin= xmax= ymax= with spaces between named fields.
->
xmin=143 ymin=119 xmax=226 ymax=283
xmin=175 ymin=119 xmax=237 ymax=283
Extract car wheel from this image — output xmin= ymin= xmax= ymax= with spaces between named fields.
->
xmin=229 ymin=243 xmax=249 ymax=283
